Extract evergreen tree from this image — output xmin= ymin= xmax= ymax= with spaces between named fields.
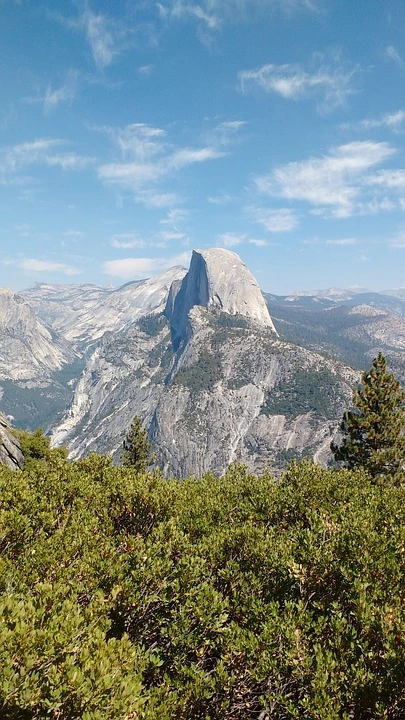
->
xmin=331 ymin=352 xmax=405 ymax=479
xmin=121 ymin=416 xmax=154 ymax=472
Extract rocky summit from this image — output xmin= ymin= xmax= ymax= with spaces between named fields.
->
xmin=167 ymin=248 xmax=277 ymax=347
xmin=51 ymin=249 xmax=357 ymax=476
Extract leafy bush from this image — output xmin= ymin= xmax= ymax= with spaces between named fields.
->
xmin=0 ymin=453 xmax=404 ymax=718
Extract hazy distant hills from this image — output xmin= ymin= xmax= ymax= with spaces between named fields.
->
xmin=0 ymin=250 xmax=404 ymax=475
xmin=265 ymin=291 xmax=405 ymax=383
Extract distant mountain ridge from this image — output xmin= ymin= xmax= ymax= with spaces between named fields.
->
xmin=0 ymin=251 xmax=404 ymax=475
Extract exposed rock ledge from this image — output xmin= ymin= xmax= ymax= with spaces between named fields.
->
xmin=0 ymin=412 xmax=24 ymax=470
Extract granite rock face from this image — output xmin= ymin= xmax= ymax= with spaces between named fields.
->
xmin=0 ymin=412 xmax=23 ymax=469
xmin=166 ymin=249 xmax=277 ymax=347
xmin=51 ymin=249 xmax=358 ymax=475
xmin=0 ymin=288 xmax=76 ymax=381
xmin=23 ymin=267 xmax=187 ymax=351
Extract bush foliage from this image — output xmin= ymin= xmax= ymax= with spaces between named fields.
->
xmin=0 ymin=449 xmax=404 ymax=718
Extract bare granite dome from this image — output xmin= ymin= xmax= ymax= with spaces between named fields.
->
xmin=166 ymin=248 xmax=277 ymax=345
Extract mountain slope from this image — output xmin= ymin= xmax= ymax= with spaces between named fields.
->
xmin=0 ymin=288 xmax=76 ymax=381
xmin=52 ymin=249 xmax=358 ymax=475
xmin=23 ymin=267 xmax=187 ymax=350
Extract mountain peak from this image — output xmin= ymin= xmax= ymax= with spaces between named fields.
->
xmin=166 ymin=248 xmax=277 ymax=345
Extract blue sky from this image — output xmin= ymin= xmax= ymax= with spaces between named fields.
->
xmin=1 ymin=0 xmax=405 ymax=294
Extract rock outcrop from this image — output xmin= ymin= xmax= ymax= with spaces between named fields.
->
xmin=166 ymin=249 xmax=277 ymax=347
xmin=0 ymin=412 xmax=24 ymax=470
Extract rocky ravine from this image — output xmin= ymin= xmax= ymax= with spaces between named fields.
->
xmin=52 ymin=249 xmax=358 ymax=476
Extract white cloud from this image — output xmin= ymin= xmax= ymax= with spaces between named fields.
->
xmin=43 ymin=71 xmax=78 ymax=112
xmin=389 ymin=231 xmax=405 ymax=248
xmin=361 ymin=110 xmax=405 ymax=131
xmin=159 ymin=0 xmax=322 ymax=32
xmin=249 ymin=206 xmax=298 ymax=232
xmin=167 ymin=146 xmax=224 ymax=169
xmin=160 ymin=208 xmax=188 ymax=226
xmin=326 ymin=237 xmax=357 ymax=246
xmin=113 ymin=123 xmax=166 ymax=160
xmin=111 ymin=234 xmax=147 ymax=249
xmin=248 ymin=238 xmax=267 ymax=247
xmin=217 ymin=232 xmax=267 ymax=248
xmin=82 ymin=6 xmax=116 ymax=69
xmin=207 ymin=192 xmax=235 ymax=205
xmin=239 ymin=58 xmax=356 ymax=112
xmin=218 ymin=232 xmax=245 ymax=247
xmin=257 ymin=141 xmax=396 ymax=218
xmin=385 ymin=45 xmax=405 ymax=71
xmin=138 ymin=64 xmax=154 ymax=76
xmin=136 ymin=191 xmax=180 ymax=208
xmin=98 ymin=122 xmax=224 ymax=197
xmin=205 ymin=120 xmax=246 ymax=148
xmin=366 ymin=169 xmax=405 ymax=188
xmin=19 ymin=258 xmax=81 ymax=275
xmin=102 ymin=252 xmax=191 ymax=279
xmin=160 ymin=230 xmax=186 ymax=241
xmin=0 ymin=138 xmax=93 ymax=180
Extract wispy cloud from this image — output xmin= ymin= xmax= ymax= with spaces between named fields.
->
xmin=82 ymin=5 xmax=117 ymax=69
xmin=360 ymin=110 xmax=405 ymax=131
xmin=218 ymin=232 xmax=245 ymax=247
xmin=256 ymin=141 xmax=396 ymax=218
xmin=160 ymin=230 xmax=187 ymax=241
xmin=43 ymin=70 xmax=78 ymax=112
xmin=102 ymin=252 xmax=191 ymax=279
xmin=239 ymin=57 xmax=356 ymax=112
xmin=110 ymin=234 xmax=147 ymax=249
xmin=217 ymin=232 xmax=268 ymax=248
xmin=97 ymin=122 xmax=226 ymax=200
xmin=138 ymin=64 xmax=154 ymax=76
xmin=136 ymin=191 xmax=180 ymax=208
xmin=249 ymin=206 xmax=298 ymax=232
xmin=19 ymin=258 xmax=81 ymax=275
xmin=0 ymin=138 xmax=93 ymax=182
xmin=158 ymin=0 xmax=322 ymax=33
xmin=385 ymin=45 xmax=405 ymax=71
xmin=389 ymin=231 xmax=405 ymax=248
xmin=207 ymin=192 xmax=235 ymax=205
xmin=326 ymin=237 xmax=357 ymax=246
xmin=366 ymin=169 xmax=405 ymax=189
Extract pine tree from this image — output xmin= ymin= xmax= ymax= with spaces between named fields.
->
xmin=121 ymin=416 xmax=154 ymax=472
xmin=331 ymin=353 xmax=405 ymax=480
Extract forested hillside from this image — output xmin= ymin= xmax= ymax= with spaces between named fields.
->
xmin=1 ymin=441 xmax=404 ymax=719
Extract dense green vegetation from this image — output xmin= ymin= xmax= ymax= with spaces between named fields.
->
xmin=172 ymin=350 xmax=223 ymax=392
xmin=1 ymin=441 xmax=404 ymax=719
xmin=261 ymin=368 xmax=341 ymax=420
xmin=136 ymin=313 xmax=169 ymax=337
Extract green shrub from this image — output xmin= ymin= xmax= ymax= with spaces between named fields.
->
xmin=0 ymin=453 xmax=404 ymax=718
